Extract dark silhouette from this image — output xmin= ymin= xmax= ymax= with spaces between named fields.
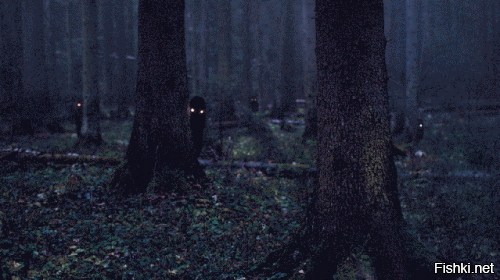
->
xmin=189 ymin=96 xmax=206 ymax=158
xmin=72 ymin=100 xmax=83 ymax=138
xmin=250 ymin=96 xmax=259 ymax=112
xmin=46 ymin=121 xmax=65 ymax=134
xmin=12 ymin=118 xmax=35 ymax=136
xmin=391 ymin=112 xmax=424 ymax=157
xmin=302 ymin=107 xmax=317 ymax=141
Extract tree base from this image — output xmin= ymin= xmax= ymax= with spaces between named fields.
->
xmin=248 ymin=221 xmax=457 ymax=280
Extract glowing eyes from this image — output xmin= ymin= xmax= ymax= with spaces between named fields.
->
xmin=190 ymin=108 xmax=204 ymax=114
xmin=77 ymin=103 xmax=82 ymax=107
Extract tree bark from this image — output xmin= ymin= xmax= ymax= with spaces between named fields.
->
xmin=108 ymin=0 xmax=199 ymax=196
xmin=81 ymin=0 xmax=103 ymax=145
xmin=102 ymin=0 xmax=113 ymax=106
xmin=0 ymin=1 xmax=24 ymax=136
xmin=113 ymin=0 xmax=130 ymax=119
xmin=216 ymin=0 xmax=232 ymax=103
xmin=22 ymin=0 xmax=51 ymax=131
xmin=279 ymin=0 xmax=297 ymax=114
xmin=405 ymin=0 xmax=421 ymax=140
xmin=242 ymin=0 xmax=252 ymax=108
xmin=251 ymin=1 xmax=440 ymax=279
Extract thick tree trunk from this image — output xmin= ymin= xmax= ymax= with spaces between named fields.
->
xmin=251 ymin=1 xmax=442 ymax=279
xmin=108 ymin=0 xmax=199 ymax=196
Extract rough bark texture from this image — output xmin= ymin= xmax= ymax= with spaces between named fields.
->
xmin=250 ymin=1 xmax=443 ymax=279
xmin=109 ymin=0 xmax=199 ymax=196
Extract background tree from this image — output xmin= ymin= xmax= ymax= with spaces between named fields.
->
xmin=0 ymin=1 xmax=25 ymax=136
xmin=113 ymin=0 xmax=130 ymax=120
xmin=101 ymin=0 xmax=114 ymax=108
xmin=405 ymin=0 xmax=421 ymax=142
xmin=44 ymin=0 xmax=62 ymax=121
xmin=109 ymin=0 xmax=198 ymax=196
xmin=80 ymin=0 xmax=102 ymax=145
xmin=278 ymin=0 xmax=297 ymax=115
xmin=21 ymin=0 xmax=51 ymax=133
xmin=215 ymin=0 xmax=234 ymax=121
xmin=66 ymin=1 xmax=81 ymax=103
xmin=242 ymin=0 xmax=253 ymax=111
xmin=301 ymin=0 xmax=317 ymax=141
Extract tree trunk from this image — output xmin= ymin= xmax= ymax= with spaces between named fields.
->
xmin=125 ymin=1 xmax=137 ymax=105
xmin=21 ymin=0 xmax=50 ymax=132
xmin=216 ymin=0 xmax=232 ymax=102
xmin=405 ymin=0 xmax=421 ymax=140
xmin=102 ymin=0 xmax=113 ymax=106
xmin=242 ymin=0 xmax=253 ymax=109
xmin=387 ymin=0 xmax=406 ymax=112
xmin=44 ymin=0 xmax=61 ymax=119
xmin=108 ymin=0 xmax=199 ymax=196
xmin=301 ymin=0 xmax=317 ymax=141
xmin=198 ymin=0 xmax=208 ymax=98
xmin=81 ymin=0 xmax=102 ymax=145
xmin=113 ymin=0 xmax=129 ymax=119
xmin=279 ymin=0 xmax=297 ymax=114
xmin=0 ymin=1 xmax=24 ymax=136
xmin=252 ymin=1 xmax=441 ymax=279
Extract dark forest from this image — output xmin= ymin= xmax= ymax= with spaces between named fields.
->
xmin=0 ymin=0 xmax=498 ymax=279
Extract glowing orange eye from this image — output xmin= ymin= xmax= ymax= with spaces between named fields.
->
xmin=190 ymin=108 xmax=195 ymax=112
xmin=200 ymin=110 xmax=204 ymax=114
xmin=77 ymin=103 xmax=82 ymax=107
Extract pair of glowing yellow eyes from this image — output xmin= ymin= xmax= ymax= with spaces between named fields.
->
xmin=190 ymin=108 xmax=204 ymax=114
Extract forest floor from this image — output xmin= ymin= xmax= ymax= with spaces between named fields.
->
xmin=0 ymin=112 xmax=498 ymax=279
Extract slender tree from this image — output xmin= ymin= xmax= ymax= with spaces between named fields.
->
xmin=44 ymin=0 xmax=61 ymax=117
xmin=242 ymin=0 xmax=253 ymax=107
xmin=113 ymin=0 xmax=130 ymax=119
xmin=387 ymin=0 xmax=406 ymax=111
xmin=279 ymin=0 xmax=297 ymax=114
xmin=109 ymin=0 xmax=199 ymax=196
xmin=405 ymin=0 xmax=421 ymax=139
xmin=81 ymin=0 xmax=102 ymax=144
xmin=301 ymin=0 xmax=317 ymax=141
xmin=215 ymin=0 xmax=233 ymax=116
xmin=102 ymin=0 xmax=113 ymax=106
xmin=197 ymin=0 xmax=208 ymax=97
xmin=0 ymin=1 xmax=24 ymax=134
